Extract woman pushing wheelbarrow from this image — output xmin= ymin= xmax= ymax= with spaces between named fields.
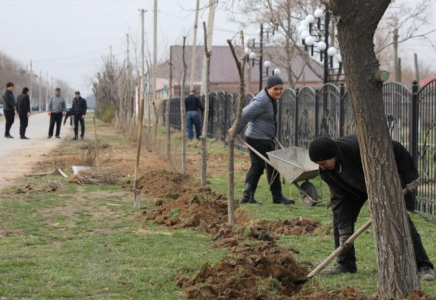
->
xmin=228 ymin=76 xmax=294 ymax=205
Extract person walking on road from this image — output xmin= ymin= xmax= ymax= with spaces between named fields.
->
xmin=2 ymin=82 xmax=16 ymax=138
xmin=228 ymin=76 xmax=294 ymax=205
xmin=16 ymin=87 xmax=31 ymax=139
xmin=71 ymin=91 xmax=87 ymax=140
xmin=184 ymin=90 xmax=204 ymax=141
xmin=47 ymin=88 xmax=66 ymax=139
xmin=308 ymin=135 xmax=434 ymax=280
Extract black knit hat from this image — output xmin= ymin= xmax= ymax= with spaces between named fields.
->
xmin=22 ymin=87 xmax=29 ymax=94
xmin=309 ymin=137 xmax=338 ymax=162
xmin=266 ymin=76 xmax=283 ymax=89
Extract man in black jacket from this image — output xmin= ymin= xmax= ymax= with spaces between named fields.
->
xmin=71 ymin=91 xmax=87 ymax=140
xmin=2 ymin=82 xmax=16 ymax=138
xmin=16 ymin=87 xmax=31 ymax=139
xmin=308 ymin=134 xmax=434 ymax=280
xmin=184 ymin=90 xmax=204 ymax=141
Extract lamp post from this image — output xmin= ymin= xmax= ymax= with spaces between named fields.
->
xmin=298 ymin=8 xmax=343 ymax=84
xmin=245 ymin=23 xmax=278 ymax=91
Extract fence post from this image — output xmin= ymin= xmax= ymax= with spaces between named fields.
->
xmin=295 ymin=88 xmax=300 ymax=147
xmin=339 ymin=83 xmax=345 ymax=137
xmin=277 ymin=92 xmax=283 ymax=144
xmin=410 ymin=80 xmax=419 ymax=166
xmin=315 ymin=90 xmax=319 ymax=138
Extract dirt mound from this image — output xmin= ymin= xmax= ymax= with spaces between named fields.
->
xmin=122 ymin=170 xmax=192 ymax=199
xmin=177 ymin=241 xmax=308 ymax=300
xmin=143 ymin=190 xmax=228 ymax=231
xmin=260 ymin=218 xmax=322 ymax=236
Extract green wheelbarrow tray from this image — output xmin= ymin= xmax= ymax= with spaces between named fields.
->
xmin=267 ymin=147 xmax=322 ymax=206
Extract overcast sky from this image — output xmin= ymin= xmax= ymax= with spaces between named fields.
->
xmin=1 ymin=0 xmax=435 ymax=96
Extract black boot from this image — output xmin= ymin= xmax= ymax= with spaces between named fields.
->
xmin=239 ymin=184 xmax=262 ymax=205
xmin=273 ymin=194 xmax=295 ymax=205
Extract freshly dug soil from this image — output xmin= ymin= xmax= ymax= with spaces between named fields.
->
xmin=177 ymin=241 xmax=308 ymax=300
xmin=260 ymin=218 xmax=322 ymax=236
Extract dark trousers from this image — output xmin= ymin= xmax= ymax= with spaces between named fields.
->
xmin=64 ymin=112 xmax=73 ymax=126
xmin=244 ymin=137 xmax=282 ymax=196
xmin=333 ymin=196 xmax=433 ymax=272
xmin=186 ymin=111 xmax=201 ymax=140
xmin=48 ymin=112 xmax=63 ymax=137
xmin=4 ymin=110 xmax=15 ymax=136
xmin=19 ymin=113 xmax=28 ymax=137
xmin=74 ymin=114 xmax=85 ymax=137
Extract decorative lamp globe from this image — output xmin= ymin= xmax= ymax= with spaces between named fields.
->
xmin=314 ymin=9 xmax=323 ymax=18
xmin=264 ymin=60 xmax=271 ymax=68
xmin=274 ymin=68 xmax=281 ymax=75
xmin=306 ymin=15 xmax=315 ymax=24
xmin=317 ymin=41 xmax=327 ymax=51
xmin=300 ymin=30 xmax=310 ymax=40
xmin=336 ymin=53 xmax=342 ymax=63
xmin=305 ymin=36 xmax=315 ymax=46
xmin=249 ymin=52 xmax=257 ymax=60
xmin=300 ymin=20 xmax=309 ymax=28
xmin=244 ymin=47 xmax=251 ymax=55
xmin=298 ymin=25 xmax=308 ymax=33
xmin=327 ymin=47 xmax=337 ymax=57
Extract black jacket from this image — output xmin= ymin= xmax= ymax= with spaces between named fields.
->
xmin=72 ymin=97 xmax=87 ymax=115
xmin=2 ymin=90 xmax=16 ymax=111
xmin=319 ymin=134 xmax=419 ymax=211
xmin=17 ymin=93 xmax=31 ymax=115
xmin=184 ymin=95 xmax=204 ymax=112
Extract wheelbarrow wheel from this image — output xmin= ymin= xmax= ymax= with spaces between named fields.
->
xmin=299 ymin=181 xmax=320 ymax=206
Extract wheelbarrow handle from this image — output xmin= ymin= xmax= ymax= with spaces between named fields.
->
xmin=274 ymin=137 xmax=285 ymax=150
xmin=236 ymin=136 xmax=274 ymax=167
xmin=307 ymin=187 xmax=411 ymax=278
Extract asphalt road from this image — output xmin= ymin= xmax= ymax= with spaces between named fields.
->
xmin=0 ymin=112 xmax=73 ymax=189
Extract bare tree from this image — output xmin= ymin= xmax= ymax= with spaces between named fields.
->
xmin=327 ymin=0 xmax=420 ymax=298
xmin=167 ymin=47 xmax=173 ymax=161
xmin=226 ymin=32 xmax=247 ymax=226
xmin=201 ymin=23 xmax=212 ymax=187
xmin=181 ymin=37 xmax=188 ymax=174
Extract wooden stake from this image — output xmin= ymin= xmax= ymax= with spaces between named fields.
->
xmin=93 ymin=117 xmax=100 ymax=169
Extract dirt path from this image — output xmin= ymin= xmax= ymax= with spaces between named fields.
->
xmin=0 ymin=113 xmax=74 ymax=190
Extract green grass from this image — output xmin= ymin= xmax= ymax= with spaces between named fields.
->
xmin=0 ymin=177 xmax=225 ymax=299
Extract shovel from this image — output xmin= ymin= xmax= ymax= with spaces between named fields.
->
xmin=292 ymin=187 xmax=411 ymax=283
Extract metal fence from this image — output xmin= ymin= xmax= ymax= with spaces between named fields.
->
xmin=162 ymin=80 xmax=436 ymax=217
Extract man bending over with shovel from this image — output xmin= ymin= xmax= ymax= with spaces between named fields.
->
xmin=308 ymin=134 xmax=434 ymax=280
xmin=228 ymin=76 xmax=294 ymax=205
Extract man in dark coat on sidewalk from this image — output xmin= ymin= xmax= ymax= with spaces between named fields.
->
xmin=71 ymin=91 xmax=87 ymax=140
xmin=16 ymin=87 xmax=31 ymax=139
xmin=308 ymin=134 xmax=434 ymax=280
xmin=2 ymin=82 xmax=16 ymax=138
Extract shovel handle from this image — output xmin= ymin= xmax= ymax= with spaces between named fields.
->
xmin=307 ymin=187 xmax=411 ymax=278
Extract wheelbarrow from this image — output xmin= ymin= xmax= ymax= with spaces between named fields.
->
xmin=236 ymin=136 xmax=322 ymax=206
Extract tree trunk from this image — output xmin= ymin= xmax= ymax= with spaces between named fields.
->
xmin=181 ymin=37 xmax=187 ymax=174
xmin=167 ymin=47 xmax=173 ymax=161
xmin=226 ymin=33 xmax=246 ymax=226
xmin=201 ymin=22 xmax=212 ymax=188
xmin=328 ymin=1 xmax=420 ymax=298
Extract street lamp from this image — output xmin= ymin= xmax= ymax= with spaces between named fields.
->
xmin=299 ymin=7 xmax=344 ymax=84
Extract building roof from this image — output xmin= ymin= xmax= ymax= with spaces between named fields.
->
xmin=157 ymin=45 xmax=323 ymax=85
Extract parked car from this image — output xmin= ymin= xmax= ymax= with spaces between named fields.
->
xmin=0 ymin=104 xmax=3 ymax=116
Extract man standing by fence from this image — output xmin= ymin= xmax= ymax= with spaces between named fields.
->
xmin=228 ymin=76 xmax=294 ymax=205
xmin=47 ymin=88 xmax=66 ymax=139
xmin=71 ymin=91 xmax=87 ymax=140
xmin=184 ymin=90 xmax=204 ymax=141
xmin=3 ymin=82 xmax=16 ymax=139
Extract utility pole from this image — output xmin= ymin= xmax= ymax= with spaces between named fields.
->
xmin=29 ymin=60 xmax=33 ymax=108
xmin=39 ymin=71 xmax=42 ymax=112
xmin=46 ymin=71 xmax=49 ymax=110
xmin=200 ymin=0 xmax=217 ymax=96
xmin=414 ymin=53 xmax=420 ymax=85
xmin=151 ymin=0 xmax=158 ymax=133
xmin=398 ymin=57 xmax=402 ymax=83
xmin=140 ymin=9 xmax=146 ymax=123
xmin=189 ymin=0 xmax=200 ymax=91
xmin=393 ymin=28 xmax=400 ymax=82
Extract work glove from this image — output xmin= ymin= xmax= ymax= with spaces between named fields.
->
xmin=339 ymin=226 xmax=353 ymax=250
xmin=406 ymin=177 xmax=421 ymax=191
